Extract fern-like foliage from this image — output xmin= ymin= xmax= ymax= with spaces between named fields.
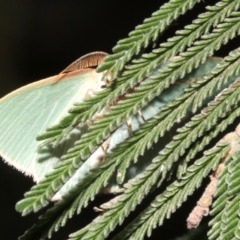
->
xmin=8 ymin=0 xmax=240 ymax=239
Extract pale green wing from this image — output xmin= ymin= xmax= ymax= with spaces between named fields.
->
xmin=0 ymin=69 xmax=103 ymax=181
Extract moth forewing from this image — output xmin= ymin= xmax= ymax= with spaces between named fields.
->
xmin=0 ymin=53 xmax=107 ymax=183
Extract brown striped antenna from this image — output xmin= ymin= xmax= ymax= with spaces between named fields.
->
xmin=61 ymin=51 xmax=108 ymax=73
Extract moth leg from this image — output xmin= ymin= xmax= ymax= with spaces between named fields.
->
xmin=93 ymin=206 xmax=104 ymax=212
xmin=138 ymin=110 xmax=146 ymax=122
xmin=126 ymin=118 xmax=133 ymax=133
xmin=85 ymin=88 xmax=95 ymax=98
xmin=101 ymin=140 xmax=109 ymax=155
xmin=86 ymin=119 xmax=93 ymax=127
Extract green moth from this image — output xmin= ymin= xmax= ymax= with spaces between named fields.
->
xmin=0 ymin=53 xmax=227 ymax=199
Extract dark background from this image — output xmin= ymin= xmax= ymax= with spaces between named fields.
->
xmin=0 ymin=0 xmax=238 ymax=239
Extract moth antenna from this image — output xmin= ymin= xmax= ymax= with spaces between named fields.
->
xmin=61 ymin=51 xmax=108 ymax=73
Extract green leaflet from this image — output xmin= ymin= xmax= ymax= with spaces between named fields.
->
xmin=1 ymin=1 xmax=240 ymax=239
